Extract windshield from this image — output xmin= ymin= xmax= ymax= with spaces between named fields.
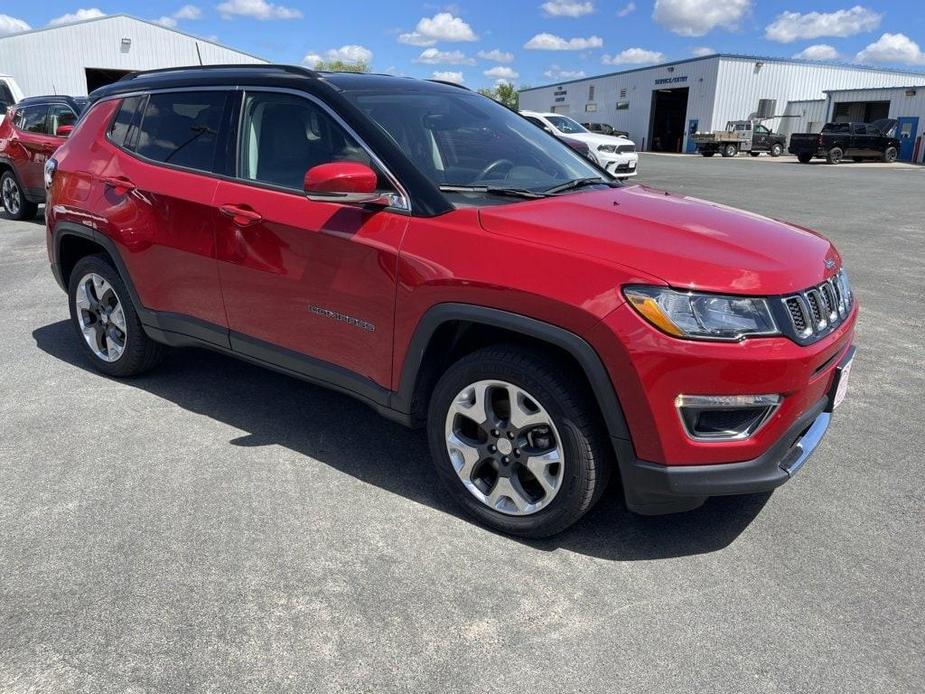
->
xmin=545 ymin=115 xmax=588 ymax=134
xmin=345 ymin=91 xmax=604 ymax=195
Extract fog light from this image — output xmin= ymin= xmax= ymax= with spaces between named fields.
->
xmin=675 ymin=394 xmax=780 ymax=441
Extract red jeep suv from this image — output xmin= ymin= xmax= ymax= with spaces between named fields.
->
xmin=1 ymin=95 xmax=84 ymax=220
xmin=45 ymin=66 xmax=857 ymax=537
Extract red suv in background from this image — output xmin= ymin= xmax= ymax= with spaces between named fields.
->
xmin=0 ymin=95 xmax=85 ymax=220
xmin=45 ymin=66 xmax=857 ymax=537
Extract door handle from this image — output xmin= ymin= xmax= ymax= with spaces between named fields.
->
xmin=219 ymin=204 xmax=263 ymax=227
xmin=101 ymin=176 xmax=136 ymax=194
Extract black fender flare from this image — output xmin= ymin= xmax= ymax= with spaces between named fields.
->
xmin=391 ymin=303 xmax=633 ymax=445
xmin=0 ymin=154 xmax=35 ymax=202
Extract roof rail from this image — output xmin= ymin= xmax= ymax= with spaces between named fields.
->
xmin=117 ymin=63 xmax=320 ymax=82
xmin=425 ymin=79 xmax=472 ymax=91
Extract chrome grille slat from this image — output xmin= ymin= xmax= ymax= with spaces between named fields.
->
xmin=781 ymin=274 xmax=853 ymax=342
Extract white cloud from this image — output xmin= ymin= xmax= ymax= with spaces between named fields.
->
xmin=217 ymin=0 xmax=301 ymax=20
xmin=692 ymin=46 xmax=715 ymax=56
xmin=484 ymin=66 xmax=519 ymax=80
xmin=542 ymin=1 xmax=594 ymax=18
xmin=414 ymin=12 xmax=477 ymax=42
xmin=793 ymin=44 xmax=840 ymax=61
xmin=48 ymin=8 xmax=106 ymax=26
xmin=617 ymin=2 xmax=636 ymax=17
xmin=414 ymin=47 xmax=475 ymax=65
xmin=397 ymin=32 xmax=436 ymax=46
xmin=477 ymin=48 xmax=514 ymax=63
xmin=602 ymin=48 xmax=665 ymax=65
xmin=524 ymin=33 xmax=603 ymax=50
xmin=0 ymin=14 xmax=31 ymax=35
xmin=653 ymin=0 xmax=750 ymax=37
xmin=765 ymin=6 xmax=881 ymax=43
xmin=174 ymin=5 xmax=202 ymax=20
xmin=155 ymin=16 xmax=178 ymax=27
xmin=432 ymin=70 xmax=465 ymax=83
xmin=544 ymin=65 xmax=586 ymax=79
xmin=856 ymin=33 xmax=925 ymax=65
xmin=302 ymin=45 xmax=374 ymax=67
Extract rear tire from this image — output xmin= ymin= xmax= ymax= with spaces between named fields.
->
xmin=68 ymin=254 xmax=165 ymax=377
xmin=701 ymin=151 xmax=715 ymax=157
xmin=797 ymin=153 xmax=813 ymax=164
xmin=427 ymin=345 xmax=611 ymax=538
xmin=826 ymin=147 xmax=843 ymax=164
xmin=883 ymin=146 xmax=898 ymax=163
xmin=722 ymin=144 xmax=737 ymax=158
xmin=770 ymin=143 xmax=783 ymax=157
xmin=749 ymin=151 xmax=761 ymax=157
xmin=1 ymin=171 xmax=38 ymax=221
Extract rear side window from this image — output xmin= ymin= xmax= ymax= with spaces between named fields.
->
xmin=108 ymin=95 xmax=145 ymax=147
xmin=18 ymin=105 xmax=49 ymax=134
xmin=47 ymin=104 xmax=78 ymax=135
xmin=134 ymin=92 xmax=227 ymax=172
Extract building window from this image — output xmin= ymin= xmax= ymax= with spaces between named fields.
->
xmin=616 ymin=101 xmax=629 ymax=110
xmin=588 ymin=85 xmax=595 ymax=101
xmin=619 ymin=88 xmax=627 ymax=99
xmin=585 ymin=103 xmax=598 ymax=112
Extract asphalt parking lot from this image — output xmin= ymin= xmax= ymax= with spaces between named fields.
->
xmin=1 ymin=153 xmax=923 ymax=693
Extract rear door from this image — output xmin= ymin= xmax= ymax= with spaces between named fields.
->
xmin=98 ymin=91 xmax=233 ymax=338
xmin=212 ymin=89 xmax=409 ymax=389
xmin=12 ymin=104 xmax=58 ymax=196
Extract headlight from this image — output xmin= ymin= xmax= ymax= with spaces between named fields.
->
xmin=597 ymin=144 xmax=617 ymax=153
xmin=835 ymin=269 xmax=852 ymax=310
xmin=624 ymin=286 xmax=779 ymax=341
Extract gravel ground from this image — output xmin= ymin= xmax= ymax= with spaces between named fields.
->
xmin=1 ymin=153 xmax=923 ymax=693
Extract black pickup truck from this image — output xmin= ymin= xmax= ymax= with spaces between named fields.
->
xmin=788 ymin=119 xmax=899 ymax=164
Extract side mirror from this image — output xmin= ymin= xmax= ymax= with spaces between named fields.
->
xmin=56 ymin=124 xmax=74 ymax=137
xmin=304 ymin=162 xmax=386 ymax=206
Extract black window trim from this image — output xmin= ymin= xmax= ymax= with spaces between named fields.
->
xmin=15 ymin=104 xmax=51 ymax=135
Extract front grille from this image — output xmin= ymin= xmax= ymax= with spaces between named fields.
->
xmin=616 ymin=144 xmax=635 ymax=154
xmin=781 ymin=275 xmax=852 ymax=341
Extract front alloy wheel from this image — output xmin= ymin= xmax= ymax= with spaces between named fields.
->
xmin=445 ymin=380 xmax=565 ymax=515
xmin=74 ymin=273 xmax=128 ymax=362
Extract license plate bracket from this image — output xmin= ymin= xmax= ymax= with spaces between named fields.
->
xmin=825 ymin=346 xmax=856 ymax=412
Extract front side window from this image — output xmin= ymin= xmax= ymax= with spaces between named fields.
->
xmin=47 ymin=104 xmax=78 ymax=136
xmin=347 ymin=90 xmax=603 ymax=197
xmin=19 ymin=106 xmax=49 ymax=134
xmin=135 ymin=92 xmax=227 ymax=172
xmin=238 ymin=91 xmax=388 ymax=192
xmin=545 ymin=115 xmax=587 ymax=135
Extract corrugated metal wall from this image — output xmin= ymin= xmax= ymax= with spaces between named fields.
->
xmin=0 ymin=15 xmax=265 ymax=97
xmin=780 ymin=99 xmax=827 ymax=137
xmin=520 ymin=55 xmax=925 ymax=151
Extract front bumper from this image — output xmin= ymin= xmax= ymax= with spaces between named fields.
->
xmin=599 ymin=152 xmax=638 ymax=177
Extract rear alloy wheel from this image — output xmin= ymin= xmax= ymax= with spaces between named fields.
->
xmin=826 ymin=147 xmax=843 ymax=164
xmin=1 ymin=171 xmax=38 ymax=221
xmin=770 ymin=143 xmax=783 ymax=157
xmin=883 ymin=146 xmax=898 ymax=163
xmin=68 ymin=255 xmax=164 ymax=377
xmin=722 ymin=144 xmax=738 ymax=157
xmin=428 ymin=346 xmax=610 ymax=537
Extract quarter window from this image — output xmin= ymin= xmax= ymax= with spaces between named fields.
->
xmin=135 ymin=92 xmax=227 ymax=172
xmin=238 ymin=92 xmax=385 ymax=192
xmin=108 ymin=95 xmax=145 ymax=147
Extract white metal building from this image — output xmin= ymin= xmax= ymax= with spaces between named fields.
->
xmin=823 ymin=85 xmax=925 ymax=162
xmin=0 ymin=14 xmax=266 ymax=97
xmin=519 ymin=54 xmax=925 ymax=154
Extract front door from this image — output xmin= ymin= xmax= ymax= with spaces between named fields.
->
xmin=897 ymin=117 xmax=919 ymax=161
xmin=213 ymin=90 xmax=408 ymax=389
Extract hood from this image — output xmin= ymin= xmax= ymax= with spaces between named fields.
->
xmin=478 ymin=185 xmax=840 ymax=295
xmin=563 ymin=132 xmax=635 ymax=148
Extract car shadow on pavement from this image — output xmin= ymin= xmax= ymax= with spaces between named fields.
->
xmin=33 ymin=320 xmax=770 ymax=561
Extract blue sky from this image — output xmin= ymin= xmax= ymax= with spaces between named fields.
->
xmin=3 ymin=1 xmax=924 ymax=89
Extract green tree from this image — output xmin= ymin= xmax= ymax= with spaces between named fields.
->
xmin=477 ymin=81 xmax=527 ymax=110
xmin=311 ymin=60 xmax=370 ymax=73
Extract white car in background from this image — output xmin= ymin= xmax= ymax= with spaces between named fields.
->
xmin=0 ymin=75 xmax=24 ymax=125
xmin=521 ymin=110 xmax=638 ymax=178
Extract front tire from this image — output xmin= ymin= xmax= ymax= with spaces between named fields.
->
xmin=722 ymin=144 xmax=737 ymax=158
xmin=826 ymin=147 xmax=843 ymax=164
xmin=883 ymin=146 xmax=898 ymax=163
xmin=770 ymin=143 xmax=783 ymax=157
xmin=68 ymin=255 xmax=165 ymax=377
xmin=1 ymin=171 xmax=38 ymax=221
xmin=427 ymin=346 xmax=611 ymax=538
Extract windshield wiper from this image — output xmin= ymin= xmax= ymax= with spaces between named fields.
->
xmin=543 ymin=177 xmax=615 ymax=195
xmin=439 ymin=185 xmax=549 ymax=200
